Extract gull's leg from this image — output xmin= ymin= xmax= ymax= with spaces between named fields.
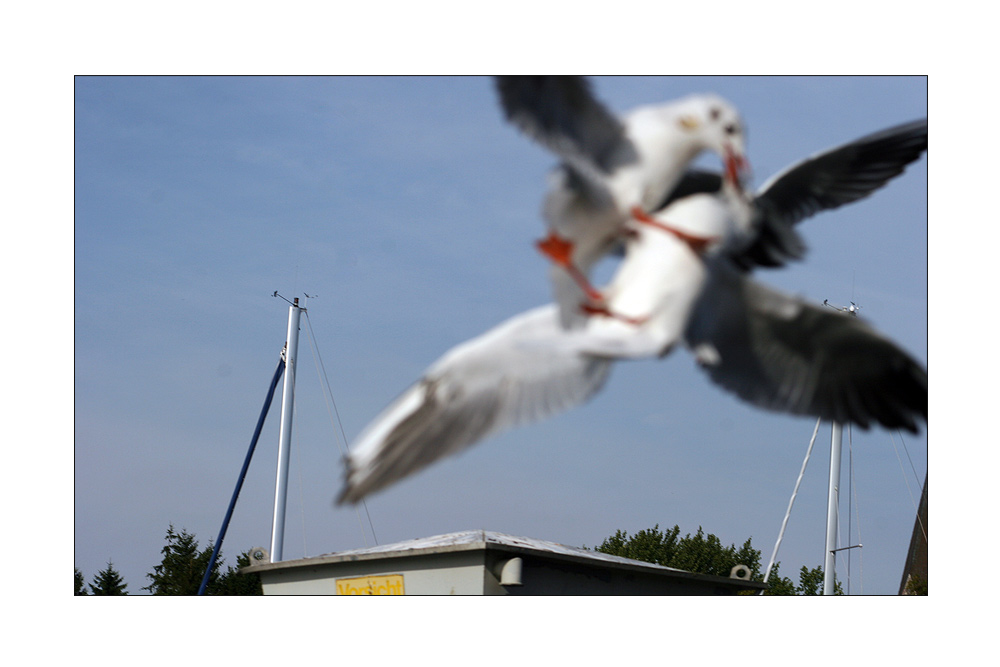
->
xmin=630 ymin=206 xmax=718 ymax=254
xmin=536 ymin=231 xmax=605 ymax=303
xmin=537 ymin=230 xmax=649 ymax=326
xmin=579 ymin=302 xmax=649 ymax=326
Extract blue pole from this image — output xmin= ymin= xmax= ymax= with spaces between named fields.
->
xmin=198 ymin=357 xmax=285 ymax=595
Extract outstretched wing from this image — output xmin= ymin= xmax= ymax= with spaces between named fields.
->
xmin=337 ymin=305 xmax=613 ymax=504
xmin=735 ymin=118 xmax=928 ymax=269
xmin=494 ymin=75 xmax=639 ymax=197
xmin=685 ymin=266 xmax=926 ymax=432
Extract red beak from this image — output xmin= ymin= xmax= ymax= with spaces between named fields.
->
xmin=725 ymin=147 xmax=748 ymax=190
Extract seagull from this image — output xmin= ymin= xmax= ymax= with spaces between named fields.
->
xmin=569 ymin=190 xmax=740 ymax=360
xmin=495 ymin=76 xmax=749 ymax=326
xmin=654 ymin=118 xmax=929 ymax=272
xmin=578 ymin=118 xmax=928 ymax=431
xmin=684 ymin=263 xmax=926 ymax=432
xmin=336 ymin=304 xmax=613 ymax=504
xmin=336 ymin=114 xmax=926 ymax=504
xmin=338 ymin=79 xmax=749 ymax=504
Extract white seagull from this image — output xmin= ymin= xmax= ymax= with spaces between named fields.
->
xmin=336 ymin=114 xmax=926 ymax=505
xmin=336 ymin=304 xmax=613 ymax=504
xmin=579 ymin=118 xmax=928 ymax=431
xmin=495 ymin=76 xmax=749 ymax=327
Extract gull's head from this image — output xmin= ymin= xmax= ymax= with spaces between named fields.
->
xmin=624 ymin=93 xmax=750 ymax=206
xmin=675 ymin=94 xmax=749 ymax=187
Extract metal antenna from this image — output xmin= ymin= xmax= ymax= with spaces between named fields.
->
xmin=272 ymin=290 xmax=296 ymax=307
xmin=275 ymin=290 xmax=318 ymax=308
xmin=819 ymin=294 xmax=864 ymax=593
xmin=823 ymin=298 xmax=861 ymax=317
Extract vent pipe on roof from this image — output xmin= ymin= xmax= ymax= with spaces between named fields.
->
xmin=497 ymin=557 xmax=523 ymax=586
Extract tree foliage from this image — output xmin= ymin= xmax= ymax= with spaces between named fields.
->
xmin=904 ymin=575 xmax=927 ymax=596
xmin=141 ymin=524 xmax=262 ymax=595
xmin=594 ymin=523 xmax=842 ymax=595
xmin=76 ymin=525 xmax=262 ymax=595
xmin=143 ymin=524 xmax=220 ymax=595
xmin=75 ymin=567 xmax=88 ymax=596
xmin=797 ymin=564 xmax=843 ymax=595
xmin=90 ymin=561 xmax=129 ymax=595
xmin=215 ymin=551 xmax=263 ymax=596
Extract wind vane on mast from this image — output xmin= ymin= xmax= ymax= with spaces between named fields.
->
xmin=823 ymin=298 xmax=861 ymax=317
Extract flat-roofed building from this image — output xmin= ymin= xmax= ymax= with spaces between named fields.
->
xmin=243 ymin=530 xmax=765 ymax=595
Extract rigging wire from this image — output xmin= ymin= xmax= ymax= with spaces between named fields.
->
xmin=896 ymin=428 xmax=925 ymax=486
xmin=296 ymin=415 xmax=309 ymax=558
xmin=834 ymin=446 xmax=842 ymax=590
xmin=890 ymin=430 xmax=927 ymax=542
xmin=846 ymin=425 xmax=852 ymax=593
xmin=761 ymin=417 xmax=822 ymax=593
xmin=846 ymin=279 xmax=861 ymax=594
xmin=846 ymin=424 xmax=865 ymax=594
xmin=303 ymin=310 xmax=379 ymax=547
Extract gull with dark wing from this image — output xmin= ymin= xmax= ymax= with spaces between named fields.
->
xmin=656 ymin=118 xmax=929 ymax=271
xmin=683 ymin=264 xmax=926 ymax=432
xmin=335 ymin=108 xmax=926 ymax=505
xmin=578 ymin=118 xmax=928 ymax=431
xmin=495 ymin=76 xmax=748 ymax=326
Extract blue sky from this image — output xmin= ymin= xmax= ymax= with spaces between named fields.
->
xmin=74 ymin=76 xmax=927 ymax=595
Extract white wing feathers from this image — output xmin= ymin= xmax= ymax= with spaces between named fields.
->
xmin=336 ymin=83 xmax=927 ymax=504
xmin=337 ymin=305 xmax=612 ymax=504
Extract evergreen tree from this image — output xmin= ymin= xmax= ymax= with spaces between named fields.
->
xmin=90 ymin=561 xmax=129 ymax=595
xmin=143 ymin=524 xmax=220 ymax=595
xmin=75 ymin=567 xmax=88 ymax=595
xmin=143 ymin=525 xmax=261 ymax=595
xmin=214 ymin=551 xmax=263 ymax=595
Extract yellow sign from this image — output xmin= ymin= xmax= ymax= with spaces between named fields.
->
xmin=336 ymin=574 xmax=405 ymax=595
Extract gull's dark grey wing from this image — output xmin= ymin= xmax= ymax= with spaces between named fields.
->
xmin=734 ymin=119 xmax=928 ymax=270
xmin=651 ymin=169 xmax=724 ymax=211
xmin=686 ymin=266 xmax=926 ymax=432
xmin=494 ymin=76 xmax=639 ymax=180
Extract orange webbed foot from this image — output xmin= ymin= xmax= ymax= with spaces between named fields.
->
xmin=536 ymin=232 xmax=604 ymax=302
